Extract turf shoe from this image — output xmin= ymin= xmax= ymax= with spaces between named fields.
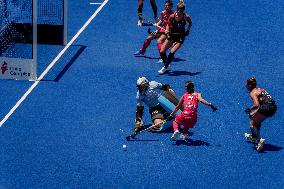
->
xmin=244 ymin=133 xmax=256 ymax=143
xmin=137 ymin=20 xmax=142 ymax=27
xmin=180 ymin=133 xmax=189 ymax=140
xmin=158 ymin=66 xmax=167 ymax=74
xmin=134 ymin=49 xmax=144 ymax=56
xmin=157 ymin=58 xmax=163 ymax=64
xmin=171 ymin=130 xmax=180 ymax=141
xmin=256 ymin=138 xmax=265 ymax=152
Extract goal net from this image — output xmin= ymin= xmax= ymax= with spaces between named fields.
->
xmin=0 ymin=0 xmax=67 ymax=80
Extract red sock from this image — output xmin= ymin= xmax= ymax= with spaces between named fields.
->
xmin=141 ymin=39 xmax=151 ymax=53
xmin=173 ymin=121 xmax=179 ymax=132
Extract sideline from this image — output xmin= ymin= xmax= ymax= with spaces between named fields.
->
xmin=0 ymin=0 xmax=110 ymax=127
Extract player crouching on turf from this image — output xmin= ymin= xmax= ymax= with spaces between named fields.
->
xmin=134 ymin=76 xmax=178 ymax=134
xmin=167 ymin=81 xmax=217 ymax=141
xmin=244 ymin=77 xmax=277 ymax=152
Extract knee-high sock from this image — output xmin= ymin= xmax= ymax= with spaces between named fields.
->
xmin=157 ymin=42 xmax=163 ymax=52
xmin=150 ymin=1 xmax=157 ymax=17
xmin=160 ymin=52 xmax=167 ymax=65
xmin=165 ymin=52 xmax=175 ymax=68
xmin=173 ymin=120 xmax=179 ymax=132
xmin=138 ymin=7 xmax=142 ymax=19
xmin=250 ymin=126 xmax=261 ymax=141
xmin=141 ymin=39 xmax=151 ymax=53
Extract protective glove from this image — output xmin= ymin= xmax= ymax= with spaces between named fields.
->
xmin=210 ymin=104 xmax=218 ymax=112
xmin=161 ymin=83 xmax=170 ymax=91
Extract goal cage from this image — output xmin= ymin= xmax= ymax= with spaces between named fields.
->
xmin=0 ymin=0 xmax=67 ymax=80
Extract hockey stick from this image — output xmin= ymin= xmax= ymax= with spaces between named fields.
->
xmin=126 ymin=118 xmax=169 ymax=141
xmin=147 ymin=28 xmax=186 ymax=36
xmin=139 ymin=15 xmax=167 ymax=31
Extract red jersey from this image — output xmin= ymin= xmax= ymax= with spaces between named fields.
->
xmin=182 ymin=92 xmax=198 ymax=117
xmin=158 ymin=10 xmax=174 ymax=33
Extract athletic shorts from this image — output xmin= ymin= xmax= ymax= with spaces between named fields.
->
xmin=175 ymin=113 xmax=197 ymax=129
xmin=259 ymin=104 xmax=277 ymax=117
xmin=149 ymin=104 xmax=169 ymax=121
xmin=168 ymin=34 xmax=185 ymax=44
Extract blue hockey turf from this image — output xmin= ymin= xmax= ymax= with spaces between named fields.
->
xmin=0 ymin=0 xmax=283 ymax=188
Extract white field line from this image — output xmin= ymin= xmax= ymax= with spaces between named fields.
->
xmin=90 ymin=3 xmax=102 ymax=5
xmin=0 ymin=0 xmax=109 ymax=127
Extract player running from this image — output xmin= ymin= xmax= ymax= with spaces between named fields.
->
xmin=158 ymin=0 xmax=192 ymax=74
xmin=137 ymin=0 xmax=158 ymax=27
xmin=244 ymin=77 xmax=277 ymax=152
xmin=167 ymin=81 xmax=217 ymax=140
xmin=134 ymin=0 xmax=174 ymax=56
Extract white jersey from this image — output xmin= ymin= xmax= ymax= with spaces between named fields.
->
xmin=136 ymin=81 xmax=163 ymax=108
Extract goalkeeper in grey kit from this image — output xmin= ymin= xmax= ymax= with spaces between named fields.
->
xmin=134 ymin=76 xmax=178 ymax=133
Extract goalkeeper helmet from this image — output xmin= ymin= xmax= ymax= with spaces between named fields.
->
xmin=137 ymin=77 xmax=149 ymax=93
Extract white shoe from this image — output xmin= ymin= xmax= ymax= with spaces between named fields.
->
xmin=244 ymin=133 xmax=256 ymax=142
xmin=137 ymin=20 xmax=142 ymax=27
xmin=256 ymin=138 xmax=265 ymax=152
xmin=171 ymin=130 xmax=180 ymax=141
xmin=134 ymin=49 xmax=144 ymax=56
xmin=157 ymin=58 xmax=163 ymax=64
xmin=158 ymin=66 xmax=167 ymax=74
xmin=180 ymin=133 xmax=189 ymax=140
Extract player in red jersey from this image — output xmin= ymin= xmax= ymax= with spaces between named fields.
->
xmin=168 ymin=81 xmax=217 ymax=140
xmin=244 ymin=77 xmax=277 ymax=152
xmin=137 ymin=0 xmax=158 ymax=27
xmin=134 ymin=0 xmax=174 ymax=56
xmin=158 ymin=0 xmax=192 ymax=74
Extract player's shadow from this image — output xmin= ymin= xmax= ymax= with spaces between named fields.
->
xmin=134 ymin=55 xmax=186 ymax=62
xmin=140 ymin=55 xmax=160 ymax=60
xmin=162 ymin=70 xmax=201 ymax=77
xmin=42 ymin=45 xmax=86 ymax=82
xmin=174 ymin=138 xmax=211 ymax=146
xmin=246 ymin=141 xmax=282 ymax=153
xmin=128 ymin=139 xmax=159 ymax=142
xmin=173 ymin=57 xmax=186 ymax=62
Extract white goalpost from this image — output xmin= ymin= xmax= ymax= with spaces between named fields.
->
xmin=0 ymin=0 xmax=67 ymax=81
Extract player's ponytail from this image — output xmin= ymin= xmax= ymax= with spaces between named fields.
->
xmin=177 ymin=0 xmax=186 ymax=11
